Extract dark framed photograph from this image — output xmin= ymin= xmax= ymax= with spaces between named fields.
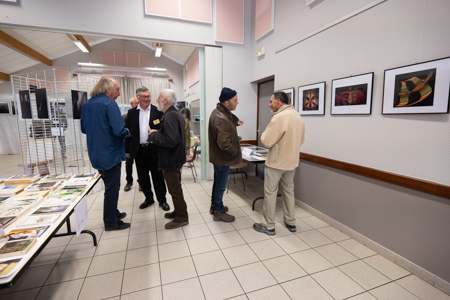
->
xmin=331 ymin=72 xmax=374 ymax=115
xmin=35 ymin=88 xmax=49 ymax=119
xmin=71 ymin=90 xmax=88 ymax=119
xmin=382 ymin=57 xmax=450 ymax=114
xmin=19 ymin=90 xmax=32 ymax=119
xmin=298 ymin=81 xmax=326 ymax=115
xmin=280 ymin=87 xmax=295 ymax=108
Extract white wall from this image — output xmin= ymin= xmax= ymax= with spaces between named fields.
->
xmin=0 ymin=39 xmax=184 ymax=101
xmin=0 ymin=0 xmax=257 ymax=141
xmin=251 ymin=0 xmax=450 ymax=185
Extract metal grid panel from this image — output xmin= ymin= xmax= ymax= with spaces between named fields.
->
xmin=10 ymin=70 xmax=98 ymax=176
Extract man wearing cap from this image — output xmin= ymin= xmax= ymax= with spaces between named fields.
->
xmin=208 ymin=87 xmax=242 ymax=222
xmin=253 ymin=91 xmax=305 ymax=236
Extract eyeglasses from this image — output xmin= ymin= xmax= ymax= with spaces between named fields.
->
xmin=138 ymin=95 xmax=151 ymax=99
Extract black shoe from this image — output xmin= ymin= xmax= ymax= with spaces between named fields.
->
xmin=139 ymin=200 xmax=154 ymax=209
xmin=253 ymin=223 xmax=275 ymax=236
xmin=159 ymin=202 xmax=170 ymax=211
xmin=105 ymin=220 xmax=131 ymax=231
xmin=284 ymin=222 xmax=297 ymax=232
xmin=117 ymin=212 xmax=127 ymax=220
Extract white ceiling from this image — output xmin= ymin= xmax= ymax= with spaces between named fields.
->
xmin=0 ymin=27 xmax=197 ymax=75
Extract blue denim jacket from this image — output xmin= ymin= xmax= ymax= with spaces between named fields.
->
xmin=81 ymin=94 xmax=130 ymax=170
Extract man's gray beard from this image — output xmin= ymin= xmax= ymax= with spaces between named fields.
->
xmin=157 ymin=103 xmax=164 ymax=112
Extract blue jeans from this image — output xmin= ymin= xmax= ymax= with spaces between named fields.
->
xmin=211 ymin=165 xmax=230 ymax=213
xmin=98 ymin=162 xmax=121 ymax=228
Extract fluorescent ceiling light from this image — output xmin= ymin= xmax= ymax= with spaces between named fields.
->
xmin=155 ymin=46 xmax=162 ymax=57
xmin=74 ymin=41 xmax=89 ymax=53
xmin=77 ymin=62 xmax=167 ymax=73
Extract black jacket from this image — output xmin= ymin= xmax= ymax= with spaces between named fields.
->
xmin=124 ymin=105 xmax=163 ymax=159
xmin=148 ymin=106 xmax=186 ymax=170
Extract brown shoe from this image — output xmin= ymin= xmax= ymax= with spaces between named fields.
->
xmin=165 ymin=219 xmax=189 ymax=229
xmin=124 ymin=183 xmax=132 ymax=192
xmin=164 ymin=211 xmax=177 ymax=219
xmin=209 ymin=205 xmax=228 ymax=215
xmin=213 ymin=211 xmax=235 ymax=222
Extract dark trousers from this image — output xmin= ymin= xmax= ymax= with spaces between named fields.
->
xmin=125 ymin=156 xmax=134 ymax=184
xmin=98 ymin=162 xmax=121 ymax=228
xmin=211 ymin=164 xmax=230 ymax=213
xmin=135 ymin=146 xmax=167 ymax=203
xmin=163 ymin=166 xmax=188 ymax=221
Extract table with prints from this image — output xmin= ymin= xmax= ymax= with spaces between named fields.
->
xmin=240 ymin=145 xmax=281 ymax=210
xmin=0 ymin=175 xmax=101 ymax=289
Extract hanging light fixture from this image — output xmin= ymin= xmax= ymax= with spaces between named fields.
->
xmin=77 ymin=62 xmax=167 ymax=73
xmin=155 ymin=43 xmax=163 ymax=57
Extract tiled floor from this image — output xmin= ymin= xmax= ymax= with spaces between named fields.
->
xmin=0 ymin=154 xmax=449 ymax=300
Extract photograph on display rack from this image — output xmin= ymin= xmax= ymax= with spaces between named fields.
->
xmin=71 ymin=90 xmax=88 ymax=119
xmin=35 ymin=88 xmax=50 ymax=119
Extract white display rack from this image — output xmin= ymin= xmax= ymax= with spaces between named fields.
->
xmin=10 ymin=69 xmax=99 ymax=175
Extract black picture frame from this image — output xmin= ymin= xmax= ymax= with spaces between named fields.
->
xmin=298 ymin=81 xmax=326 ymax=115
xmin=280 ymin=87 xmax=295 ymax=108
xmin=19 ymin=90 xmax=32 ymax=119
xmin=382 ymin=56 xmax=450 ymax=115
xmin=331 ymin=72 xmax=374 ymax=115
xmin=35 ymin=88 xmax=50 ymax=119
xmin=71 ymin=90 xmax=88 ymax=120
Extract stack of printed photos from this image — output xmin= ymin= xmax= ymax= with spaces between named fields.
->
xmin=0 ymin=196 xmax=11 ymax=206
xmin=12 ymin=191 xmax=49 ymax=199
xmin=41 ymin=174 xmax=72 ymax=182
xmin=0 ymin=258 xmax=22 ymax=279
xmin=3 ymin=174 xmax=40 ymax=186
xmin=0 ymin=197 xmax=42 ymax=218
xmin=0 ymin=239 xmax=37 ymax=259
xmin=17 ymin=214 xmax=61 ymax=228
xmin=25 ymin=181 xmax=62 ymax=191
xmin=63 ymin=174 xmax=94 ymax=189
xmin=48 ymin=188 xmax=84 ymax=198
xmin=0 ymin=217 xmax=16 ymax=228
xmin=0 ymin=185 xmax=28 ymax=197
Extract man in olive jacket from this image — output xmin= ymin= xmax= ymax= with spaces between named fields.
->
xmin=208 ymin=87 xmax=242 ymax=223
xmin=254 ymin=91 xmax=305 ymax=236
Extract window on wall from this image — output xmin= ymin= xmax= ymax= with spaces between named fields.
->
xmin=144 ymin=0 xmax=212 ymax=23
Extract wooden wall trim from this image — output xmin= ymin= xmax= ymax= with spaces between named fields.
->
xmin=300 ymin=152 xmax=450 ymax=200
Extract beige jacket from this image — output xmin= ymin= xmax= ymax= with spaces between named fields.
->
xmin=261 ymin=104 xmax=305 ymax=171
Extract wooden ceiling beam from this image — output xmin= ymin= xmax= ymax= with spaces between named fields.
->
xmin=0 ymin=72 xmax=10 ymax=82
xmin=0 ymin=30 xmax=52 ymax=66
xmin=74 ymin=34 xmax=91 ymax=53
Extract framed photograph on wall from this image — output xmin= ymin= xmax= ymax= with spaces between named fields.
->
xmin=298 ymin=81 xmax=326 ymax=115
xmin=331 ymin=72 xmax=374 ymax=115
xmin=382 ymin=57 xmax=450 ymax=114
xmin=280 ymin=87 xmax=295 ymax=108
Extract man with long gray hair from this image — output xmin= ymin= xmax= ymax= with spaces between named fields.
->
xmin=125 ymin=87 xmax=169 ymax=211
xmin=148 ymin=89 xmax=188 ymax=229
xmin=81 ymin=76 xmax=131 ymax=231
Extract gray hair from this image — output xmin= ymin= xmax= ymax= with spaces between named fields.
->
xmin=135 ymin=86 xmax=149 ymax=96
xmin=160 ymin=89 xmax=177 ymax=106
xmin=90 ymin=76 xmax=116 ymax=98
xmin=129 ymin=98 xmax=136 ymax=104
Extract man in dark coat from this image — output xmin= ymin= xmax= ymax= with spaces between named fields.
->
xmin=148 ymin=89 xmax=188 ymax=229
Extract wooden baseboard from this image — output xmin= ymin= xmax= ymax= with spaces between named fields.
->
xmin=300 ymin=152 xmax=450 ymax=200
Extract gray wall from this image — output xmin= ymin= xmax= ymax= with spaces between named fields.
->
xmin=295 ymin=161 xmax=450 ymax=282
xmin=250 ymin=0 xmax=450 ymax=185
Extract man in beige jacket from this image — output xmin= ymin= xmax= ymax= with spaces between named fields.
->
xmin=253 ymin=91 xmax=305 ymax=235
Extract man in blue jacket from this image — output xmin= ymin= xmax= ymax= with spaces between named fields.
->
xmin=81 ymin=77 xmax=131 ymax=231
